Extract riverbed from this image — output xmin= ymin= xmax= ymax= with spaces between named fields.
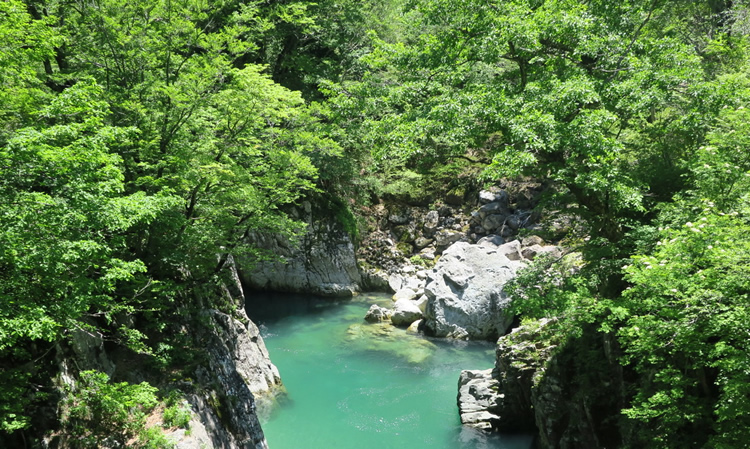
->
xmin=246 ymin=292 xmax=533 ymax=449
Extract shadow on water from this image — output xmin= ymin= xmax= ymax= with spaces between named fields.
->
xmin=245 ymin=291 xmax=351 ymax=325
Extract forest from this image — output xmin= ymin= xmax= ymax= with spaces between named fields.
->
xmin=1 ymin=0 xmax=749 ymax=447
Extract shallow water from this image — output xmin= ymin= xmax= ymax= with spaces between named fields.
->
xmin=247 ymin=292 xmax=533 ymax=449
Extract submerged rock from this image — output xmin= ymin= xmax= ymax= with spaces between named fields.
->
xmin=345 ymin=323 xmax=436 ymax=364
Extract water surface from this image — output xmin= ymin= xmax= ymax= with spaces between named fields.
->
xmin=247 ymin=292 xmax=533 ymax=449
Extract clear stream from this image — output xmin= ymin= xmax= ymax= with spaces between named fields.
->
xmin=246 ymin=292 xmax=534 ymax=449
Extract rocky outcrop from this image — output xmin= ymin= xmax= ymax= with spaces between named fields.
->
xmin=458 ymin=319 xmax=626 ymax=449
xmin=239 ymin=201 xmax=361 ymax=297
xmin=423 ymin=241 xmax=526 ymax=340
xmin=457 ymin=369 xmax=502 ymax=430
xmin=457 ymin=320 xmax=555 ymax=433
xmin=174 ymin=307 xmax=280 ymax=449
xmin=50 ymin=257 xmax=282 ymax=449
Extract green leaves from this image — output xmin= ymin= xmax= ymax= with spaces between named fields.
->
xmin=616 ymin=193 xmax=750 ymax=446
xmin=61 ymin=371 xmax=162 ymax=448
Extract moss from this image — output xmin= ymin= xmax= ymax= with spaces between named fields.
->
xmin=395 ymin=242 xmax=413 ymax=255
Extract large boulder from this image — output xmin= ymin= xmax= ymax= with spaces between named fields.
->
xmin=423 ymin=241 xmax=525 ymax=339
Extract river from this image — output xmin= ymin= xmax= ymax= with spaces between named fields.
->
xmin=246 ymin=292 xmax=534 ymax=449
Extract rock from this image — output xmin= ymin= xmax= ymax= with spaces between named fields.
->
xmin=477 ymin=235 xmax=504 ymax=246
xmin=435 ymin=230 xmax=464 ymax=248
xmin=497 ymin=240 xmax=522 ymax=261
xmin=388 ymin=273 xmax=405 ymax=292
xmin=364 ymin=304 xmax=392 ymax=323
xmin=457 ymin=369 xmax=502 ymax=430
xmin=423 ymin=241 xmax=525 ymax=339
xmin=482 ymin=213 xmax=507 ymax=232
xmin=522 ymin=235 xmax=546 ymax=247
xmin=423 ymin=210 xmax=440 ymax=233
xmin=406 ymin=319 xmax=423 ymax=334
xmin=438 ymin=205 xmax=454 ymax=217
xmin=394 ymin=224 xmax=418 ymax=243
xmin=506 ymin=214 xmax=521 ymax=230
xmin=345 ymin=323 xmax=436 ymax=364
xmin=478 ymin=201 xmax=509 ymax=218
xmin=415 ymin=295 xmax=429 ymax=313
xmin=521 ymin=244 xmax=544 ymax=260
xmin=392 ymin=288 xmax=418 ymax=302
xmin=187 ymin=308 xmax=281 ymax=449
xmin=360 ymin=268 xmax=390 ymax=292
xmin=414 ymin=236 xmax=434 ymax=250
xmin=388 ymin=207 xmax=411 ymax=224
xmin=391 ymin=299 xmax=423 ymax=327
xmin=240 ymin=207 xmax=361 ymax=297
xmin=479 ymin=189 xmax=509 ymax=205
xmin=455 ymin=320 xmax=553 ymax=436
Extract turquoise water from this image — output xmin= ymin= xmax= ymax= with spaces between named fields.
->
xmin=247 ymin=293 xmax=534 ymax=449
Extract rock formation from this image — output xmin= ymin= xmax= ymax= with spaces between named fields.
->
xmin=422 ymin=241 xmax=526 ymax=340
xmin=239 ymin=201 xmax=361 ymax=297
xmin=458 ymin=319 xmax=626 ymax=448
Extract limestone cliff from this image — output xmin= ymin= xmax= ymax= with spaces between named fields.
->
xmin=239 ymin=200 xmax=361 ymax=297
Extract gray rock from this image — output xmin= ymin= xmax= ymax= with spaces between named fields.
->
xmin=186 ymin=308 xmax=281 ymax=449
xmin=482 ymin=213 xmax=507 ymax=232
xmin=388 ymin=273 xmax=405 ymax=292
xmin=438 ymin=205 xmax=454 ymax=217
xmin=240 ymin=210 xmax=361 ymax=297
xmin=521 ymin=244 xmax=544 ymax=260
xmin=435 ymin=230 xmax=464 ymax=248
xmin=477 ymin=235 xmax=504 ymax=246
xmin=388 ymin=207 xmax=411 ymax=224
xmin=423 ymin=241 xmax=525 ymax=339
xmin=406 ymin=319 xmax=423 ymax=334
xmin=391 ymin=299 xmax=423 ymax=327
xmin=423 ymin=210 xmax=440 ymax=233
xmin=497 ymin=240 xmax=523 ymax=261
xmin=393 ymin=288 xmax=418 ymax=301
xmin=506 ymin=214 xmax=521 ymax=230
xmin=478 ymin=201 xmax=509 ymax=218
xmin=414 ymin=236 xmax=434 ymax=249
xmin=457 ymin=369 xmax=502 ymax=430
xmin=522 ymin=235 xmax=546 ymax=247
xmin=479 ymin=189 xmax=509 ymax=205
xmin=364 ymin=304 xmax=392 ymax=323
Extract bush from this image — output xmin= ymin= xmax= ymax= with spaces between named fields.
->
xmin=61 ymin=370 xmax=173 ymax=449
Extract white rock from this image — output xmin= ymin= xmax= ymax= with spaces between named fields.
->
xmin=423 ymin=242 xmax=525 ymax=339
xmin=391 ymin=299 xmax=423 ymax=327
xmin=392 ymin=288 xmax=418 ymax=302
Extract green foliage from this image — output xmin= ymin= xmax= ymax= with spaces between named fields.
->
xmin=0 ymin=79 xmax=161 ymax=354
xmin=162 ymin=391 xmax=192 ymax=429
xmin=618 ymin=199 xmax=750 ymax=447
xmin=61 ymin=370 xmax=172 ymax=448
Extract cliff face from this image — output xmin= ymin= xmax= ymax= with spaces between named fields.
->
xmin=166 ymin=307 xmax=281 ymax=449
xmin=47 ymin=259 xmax=282 ymax=449
xmin=457 ymin=319 xmax=627 ymax=449
xmin=239 ymin=200 xmax=361 ymax=297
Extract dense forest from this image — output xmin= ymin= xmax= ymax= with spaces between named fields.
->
xmin=1 ymin=0 xmax=749 ymax=447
